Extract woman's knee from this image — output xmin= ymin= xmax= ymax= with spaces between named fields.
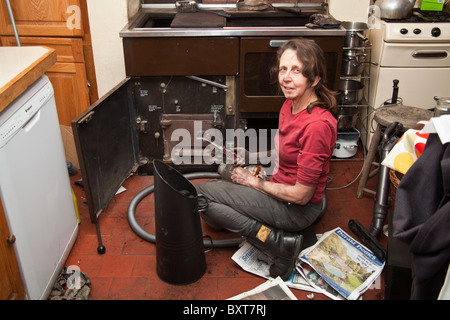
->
xmin=196 ymin=179 xmax=220 ymax=191
xmin=196 ymin=179 xmax=234 ymax=201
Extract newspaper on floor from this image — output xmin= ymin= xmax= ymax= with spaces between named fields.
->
xmin=296 ymin=261 xmax=346 ymax=300
xmin=300 ymin=227 xmax=385 ymax=300
xmin=231 ymin=241 xmax=320 ymax=293
xmin=228 ymin=276 xmax=298 ymax=300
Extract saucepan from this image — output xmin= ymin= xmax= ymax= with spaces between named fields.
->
xmin=342 ymin=22 xmax=368 ymax=48
xmin=336 ymin=107 xmax=359 ymax=131
xmin=341 ymin=50 xmax=367 ymax=76
xmin=338 ymin=80 xmax=364 ymax=105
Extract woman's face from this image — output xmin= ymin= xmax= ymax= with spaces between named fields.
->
xmin=278 ymin=49 xmax=316 ymax=102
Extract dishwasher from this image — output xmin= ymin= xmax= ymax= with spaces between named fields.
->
xmin=0 ymin=75 xmax=78 ymax=299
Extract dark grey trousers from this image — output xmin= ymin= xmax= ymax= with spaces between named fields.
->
xmin=196 ymin=179 xmax=323 ymax=235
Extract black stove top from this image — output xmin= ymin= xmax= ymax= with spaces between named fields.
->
xmin=383 ymin=9 xmax=450 ymax=23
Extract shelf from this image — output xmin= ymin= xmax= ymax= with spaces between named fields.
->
xmin=336 ymin=41 xmax=373 ymax=156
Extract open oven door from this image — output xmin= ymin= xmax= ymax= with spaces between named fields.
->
xmin=72 ymin=78 xmax=138 ymax=226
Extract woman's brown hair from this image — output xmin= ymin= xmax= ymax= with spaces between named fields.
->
xmin=275 ymin=38 xmax=338 ymax=114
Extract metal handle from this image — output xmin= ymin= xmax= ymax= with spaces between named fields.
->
xmin=202 ymin=235 xmax=213 ymax=252
xmin=196 ymin=194 xmax=208 ymax=213
xmin=6 ymin=234 xmax=16 ymax=244
xmin=412 ymin=50 xmax=448 ymax=59
xmin=270 ymin=39 xmax=315 ymax=48
xmin=356 ymin=32 xmax=368 ymax=42
xmin=269 ymin=40 xmax=288 ymax=48
xmin=186 ymin=76 xmax=228 ymax=91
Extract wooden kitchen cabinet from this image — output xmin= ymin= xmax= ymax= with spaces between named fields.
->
xmin=0 ymin=0 xmax=97 ymax=126
xmin=0 ymin=199 xmax=25 ymax=300
xmin=0 ymin=0 xmax=83 ymax=37
xmin=1 ymin=36 xmax=90 ymax=125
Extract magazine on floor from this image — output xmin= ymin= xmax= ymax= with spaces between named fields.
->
xmin=295 ymin=262 xmax=346 ymax=300
xmin=300 ymin=227 xmax=385 ymax=300
xmin=231 ymin=240 xmax=344 ymax=300
xmin=228 ymin=277 xmax=298 ymax=300
xmin=231 ymin=241 xmax=320 ymax=293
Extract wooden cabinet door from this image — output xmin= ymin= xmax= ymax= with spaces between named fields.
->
xmin=0 ymin=0 xmax=83 ymax=37
xmin=47 ymin=62 xmax=90 ymax=126
xmin=0 ymin=200 xmax=25 ymax=300
xmin=1 ymin=36 xmax=90 ymax=126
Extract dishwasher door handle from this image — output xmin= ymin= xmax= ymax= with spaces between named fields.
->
xmin=23 ymin=110 xmax=41 ymax=132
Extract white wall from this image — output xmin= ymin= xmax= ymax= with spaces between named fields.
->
xmin=86 ymin=0 xmax=129 ymax=98
xmin=328 ymin=0 xmax=371 ymax=23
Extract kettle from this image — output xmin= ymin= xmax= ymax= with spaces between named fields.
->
xmin=376 ymin=0 xmax=416 ymax=19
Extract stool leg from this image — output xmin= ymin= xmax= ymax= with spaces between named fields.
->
xmin=356 ymin=124 xmax=382 ymax=198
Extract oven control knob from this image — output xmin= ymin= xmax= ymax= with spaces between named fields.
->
xmin=400 ymin=28 xmax=408 ymax=35
xmin=413 ymin=28 xmax=421 ymax=35
xmin=431 ymin=27 xmax=441 ymax=37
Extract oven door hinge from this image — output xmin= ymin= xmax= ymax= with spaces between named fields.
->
xmin=79 ymin=111 xmax=95 ymax=124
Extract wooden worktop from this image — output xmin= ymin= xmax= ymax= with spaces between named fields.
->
xmin=0 ymin=46 xmax=56 ymax=113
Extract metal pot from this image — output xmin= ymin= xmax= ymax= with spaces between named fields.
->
xmin=333 ymin=128 xmax=360 ymax=158
xmin=338 ymin=80 xmax=364 ymax=105
xmin=336 ymin=107 xmax=359 ymax=131
xmin=342 ymin=22 xmax=368 ymax=48
xmin=341 ymin=50 xmax=367 ymax=76
xmin=377 ymin=0 xmax=415 ymax=20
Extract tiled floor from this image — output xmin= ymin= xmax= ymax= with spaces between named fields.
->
xmin=66 ymin=152 xmax=386 ymax=300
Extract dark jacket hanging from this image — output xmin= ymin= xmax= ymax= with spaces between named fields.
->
xmin=393 ymin=133 xmax=450 ymax=300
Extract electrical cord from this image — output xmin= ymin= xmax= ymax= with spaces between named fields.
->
xmin=326 ymin=97 xmax=403 ymax=191
xmin=326 ymin=137 xmax=366 ymax=190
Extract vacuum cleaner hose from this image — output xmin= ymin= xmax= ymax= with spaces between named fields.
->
xmin=127 ymin=172 xmax=244 ymax=248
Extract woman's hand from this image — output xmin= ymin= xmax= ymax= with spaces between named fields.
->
xmin=231 ymin=167 xmax=259 ymax=188
xmin=231 ymin=166 xmax=316 ymax=205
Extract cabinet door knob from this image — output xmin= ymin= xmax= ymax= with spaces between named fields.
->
xmin=6 ymin=234 xmax=16 ymax=244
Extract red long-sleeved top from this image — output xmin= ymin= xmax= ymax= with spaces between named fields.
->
xmin=271 ymin=100 xmax=337 ymax=203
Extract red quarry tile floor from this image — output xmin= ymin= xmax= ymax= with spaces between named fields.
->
xmin=66 ymin=151 xmax=387 ymax=301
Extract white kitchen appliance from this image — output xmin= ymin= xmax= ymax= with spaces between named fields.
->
xmin=368 ymin=9 xmax=450 ymax=110
xmin=0 ymin=75 xmax=78 ymax=300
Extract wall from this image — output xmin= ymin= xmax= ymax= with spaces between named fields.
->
xmin=87 ymin=0 xmax=371 ymax=99
xmin=329 ymin=0 xmax=371 ymax=23
xmin=86 ymin=0 xmax=139 ymax=98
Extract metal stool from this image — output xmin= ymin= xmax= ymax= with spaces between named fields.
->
xmin=356 ymin=105 xmax=433 ymax=199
